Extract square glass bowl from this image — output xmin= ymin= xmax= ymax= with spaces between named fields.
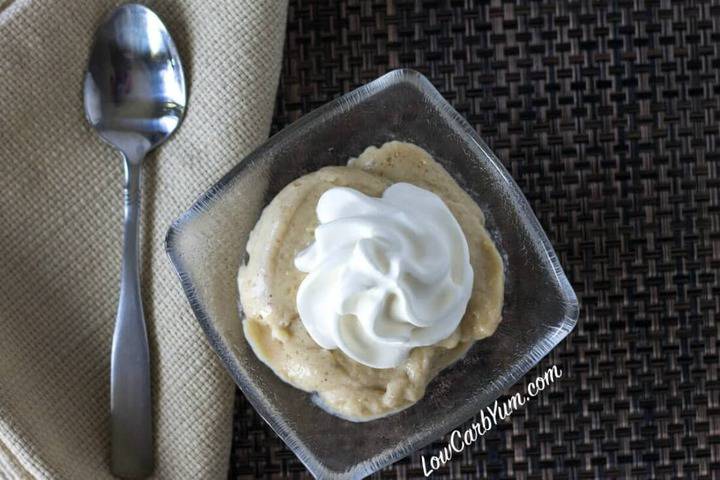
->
xmin=166 ymin=69 xmax=578 ymax=479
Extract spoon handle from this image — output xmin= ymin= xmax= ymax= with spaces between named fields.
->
xmin=111 ymin=155 xmax=153 ymax=478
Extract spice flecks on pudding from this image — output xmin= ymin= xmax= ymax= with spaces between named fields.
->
xmin=237 ymin=141 xmax=504 ymax=421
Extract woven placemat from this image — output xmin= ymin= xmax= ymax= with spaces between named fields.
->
xmin=229 ymin=0 xmax=720 ymax=478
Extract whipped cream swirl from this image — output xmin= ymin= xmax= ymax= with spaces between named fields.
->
xmin=294 ymin=183 xmax=474 ymax=369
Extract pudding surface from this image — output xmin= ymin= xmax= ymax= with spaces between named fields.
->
xmin=237 ymin=141 xmax=504 ymax=421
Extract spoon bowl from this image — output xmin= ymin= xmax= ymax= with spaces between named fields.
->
xmin=84 ymin=3 xmax=185 ymax=161
xmin=84 ymin=4 xmax=186 ymax=478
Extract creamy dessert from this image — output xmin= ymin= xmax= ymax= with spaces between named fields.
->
xmin=237 ymin=141 xmax=504 ymax=421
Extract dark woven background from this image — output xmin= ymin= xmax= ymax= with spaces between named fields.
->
xmin=229 ymin=0 xmax=720 ymax=478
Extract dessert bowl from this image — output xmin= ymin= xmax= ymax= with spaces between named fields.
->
xmin=166 ymin=69 xmax=579 ymax=478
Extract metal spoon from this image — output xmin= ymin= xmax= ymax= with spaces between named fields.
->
xmin=84 ymin=4 xmax=186 ymax=478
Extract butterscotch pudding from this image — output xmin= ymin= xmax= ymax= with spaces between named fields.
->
xmin=237 ymin=141 xmax=504 ymax=421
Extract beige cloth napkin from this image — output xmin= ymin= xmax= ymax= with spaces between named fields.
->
xmin=0 ymin=1 xmax=287 ymax=478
